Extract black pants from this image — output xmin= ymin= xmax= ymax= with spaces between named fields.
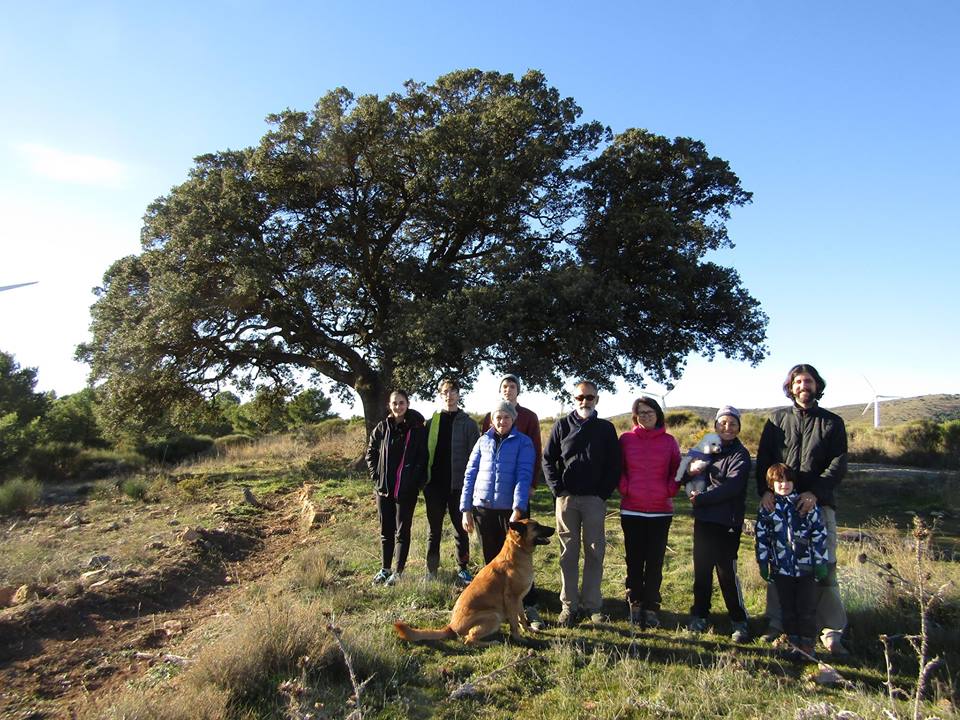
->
xmin=773 ymin=574 xmax=817 ymax=640
xmin=621 ymin=514 xmax=672 ymax=611
xmin=425 ymin=488 xmax=469 ymax=573
xmin=473 ymin=506 xmax=537 ymax=606
xmin=377 ymin=493 xmax=417 ymax=573
xmin=691 ymin=519 xmax=747 ymax=622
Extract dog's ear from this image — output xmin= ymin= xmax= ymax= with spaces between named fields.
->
xmin=508 ymin=521 xmax=525 ymax=534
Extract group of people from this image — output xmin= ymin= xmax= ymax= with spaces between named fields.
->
xmin=365 ymin=364 xmax=850 ymax=657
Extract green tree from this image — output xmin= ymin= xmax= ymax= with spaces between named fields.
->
xmin=37 ymin=388 xmax=106 ymax=446
xmin=287 ymin=388 xmax=334 ymax=427
xmin=238 ymin=385 xmax=291 ymax=435
xmin=79 ymin=69 xmax=767 ymax=436
xmin=0 ymin=351 xmax=48 ymax=424
xmin=0 ymin=351 xmax=49 ymax=474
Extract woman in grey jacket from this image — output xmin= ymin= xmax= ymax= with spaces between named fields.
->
xmin=424 ymin=379 xmax=480 ymax=584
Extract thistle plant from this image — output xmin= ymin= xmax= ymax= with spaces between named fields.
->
xmin=858 ymin=516 xmax=953 ymax=720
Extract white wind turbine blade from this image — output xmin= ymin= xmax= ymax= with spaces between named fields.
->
xmin=0 ymin=281 xmax=38 ymax=292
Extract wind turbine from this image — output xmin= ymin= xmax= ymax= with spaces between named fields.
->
xmin=861 ymin=376 xmax=899 ymax=428
xmin=0 ymin=281 xmax=38 ymax=292
xmin=641 ymin=384 xmax=674 ymax=409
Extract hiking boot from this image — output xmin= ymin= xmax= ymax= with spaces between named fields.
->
xmin=762 ymin=626 xmax=783 ymax=643
xmin=524 ymin=605 xmax=544 ymax=631
xmin=456 ymin=567 xmax=473 ymax=586
xmin=557 ymin=607 xmax=578 ymax=627
xmin=730 ymin=621 xmax=750 ymax=643
xmin=385 ymin=570 xmax=402 ymax=586
xmin=372 ymin=567 xmax=391 ymax=585
xmin=687 ymin=616 xmax=708 ymax=633
xmin=628 ymin=604 xmax=643 ymax=625
xmin=426 ymin=570 xmax=438 ymax=581
xmin=587 ymin=611 xmax=605 ymax=624
xmin=644 ymin=610 xmax=661 ymax=629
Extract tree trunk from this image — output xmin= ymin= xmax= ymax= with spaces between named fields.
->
xmin=350 ymin=374 xmax=389 ymax=471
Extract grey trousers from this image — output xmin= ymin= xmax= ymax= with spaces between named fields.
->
xmin=556 ymin=494 xmax=607 ymax=613
xmin=764 ymin=505 xmax=848 ymax=646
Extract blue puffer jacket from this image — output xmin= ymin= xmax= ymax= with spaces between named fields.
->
xmin=459 ymin=427 xmax=534 ymax=513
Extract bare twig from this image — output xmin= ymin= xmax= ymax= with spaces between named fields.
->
xmin=449 ymin=648 xmax=535 ymax=699
xmin=326 ymin=614 xmax=373 ymax=718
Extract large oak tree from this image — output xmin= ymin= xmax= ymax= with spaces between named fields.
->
xmin=79 ymin=69 xmax=767 ymax=435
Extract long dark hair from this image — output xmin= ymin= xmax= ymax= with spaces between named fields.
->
xmin=631 ymin=396 xmax=665 ymax=428
xmin=783 ymin=364 xmax=826 ymax=401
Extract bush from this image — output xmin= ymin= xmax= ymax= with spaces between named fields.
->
xmin=211 ymin=433 xmax=254 ymax=454
xmin=139 ymin=434 xmax=215 ymax=464
xmin=22 ymin=442 xmax=146 ymax=481
xmin=0 ymin=477 xmax=42 ymax=514
xmin=120 ymin=476 xmax=149 ymax=501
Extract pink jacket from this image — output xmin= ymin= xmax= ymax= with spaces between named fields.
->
xmin=618 ymin=426 xmax=681 ymax=514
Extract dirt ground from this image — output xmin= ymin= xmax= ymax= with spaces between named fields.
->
xmin=0 ymin=489 xmax=313 ymax=720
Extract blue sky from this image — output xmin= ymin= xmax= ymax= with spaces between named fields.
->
xmin=1 ymin=1 xmax=957 ymax=420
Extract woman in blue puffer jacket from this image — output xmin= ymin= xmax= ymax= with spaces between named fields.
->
xmin=460 ymin=400 xmax=535 ymax=565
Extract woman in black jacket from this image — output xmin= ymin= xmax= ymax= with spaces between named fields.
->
xmin=365 ymin=390 xmax=427 ymax=586
xmin=683 ymin=405 xmax=752 ymax=641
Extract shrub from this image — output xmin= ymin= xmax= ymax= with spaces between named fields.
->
xmin=941 ymin=420 xmax=960 ymax=468
xmin=0 ymin=477 xmax=42 ymax=514
xmin=22 ymin=442 xmax=146 ymax=481
xmin=211 ymin=433 xmax=254 ymax=454
xmin=139 ymin=433 xmax=214 ymax=464
xmin=120 ymin=476 xmax=149 ymax=501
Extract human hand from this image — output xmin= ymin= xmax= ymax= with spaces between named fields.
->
xmin=509 ymin=509 xmax=523 ymax=523
xmin=761 ymin=490 xmax=775 ymax=512
xmin=796 ymin=491 xmax=817 ymax=516
xmin=462 ymin=511 xmax=474 ymax=534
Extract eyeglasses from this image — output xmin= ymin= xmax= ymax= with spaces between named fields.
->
xmin=574 ymin=394 xmax=596 ymax=402
xmin=635 ymin=410 xmax=656 ymax=416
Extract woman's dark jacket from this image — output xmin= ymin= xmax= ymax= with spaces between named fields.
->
xmin=687 ymin=437 xmax=751 ymax=529
xmin=365 ymin=409 xmax=428 ymax=500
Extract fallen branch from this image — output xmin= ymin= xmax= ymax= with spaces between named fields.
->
xmin=326 ymin=614 xmax=373 ymax=719
xmin=450 ymin=648 xmax=536 ymax=699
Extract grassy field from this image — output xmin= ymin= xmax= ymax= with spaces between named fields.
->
xmin=56 ymin=427 xmax=958 ymax=720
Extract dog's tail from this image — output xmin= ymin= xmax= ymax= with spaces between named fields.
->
xmin=394 ymin=621 xmax=457 ymax=642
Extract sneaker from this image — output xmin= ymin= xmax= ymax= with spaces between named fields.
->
xmin=372 ymin=568 xmax=391 ymax=585
xmin=385 ymin=571 xmax=402 ymax=586
xmin=456 ymin=568 xmax=473 ymax=586
xmin=557 ymin=607 xmax=578 ymax=627
xmin=628 ymin=604 xmax=643 ymax=624
xmin=587 ymin=611 xmax=605 ymax=624
xmin=524 ymin=605 xmax=544 ymax=631
xmin=823 ymin=637 xmax=850 ymax=657
xmin=688 ymin=616 xmax=708 ymax=633
xmin=644 ymin=610 xmax=661 ymax=629
xmin=730 ymin=621 xmax=750 ymax=643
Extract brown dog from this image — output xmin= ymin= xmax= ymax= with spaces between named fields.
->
xmin=394 ymin=519 xmax=554 ymax=645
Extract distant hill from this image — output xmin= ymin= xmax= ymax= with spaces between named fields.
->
xmin=658 ymin=394 xmax=960 ymax=427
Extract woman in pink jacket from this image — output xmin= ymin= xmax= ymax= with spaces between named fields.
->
xmin=618 ymin=396 xmax=681 ymax=628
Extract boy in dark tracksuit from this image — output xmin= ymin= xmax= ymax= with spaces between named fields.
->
xmin=755 ymin=463 xmax=828 ymax=658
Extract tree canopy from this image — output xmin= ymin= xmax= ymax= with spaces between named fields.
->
xmin=79 ymin=69 xmax=767 ymax=434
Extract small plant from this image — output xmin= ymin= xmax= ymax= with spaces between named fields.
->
xmin=120 ymin=476 xmax=150 ymax=501
xmin=859 ymin=516 xmax=954 ymax=720
xmin=0 ymin=477 xmax=42 ymax=514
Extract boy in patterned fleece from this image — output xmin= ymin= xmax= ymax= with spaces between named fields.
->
xmin=755 ymin=463 xmax=828 ymax=658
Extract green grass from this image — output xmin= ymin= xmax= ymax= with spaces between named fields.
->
xmin=84 ymin=431 xmax=960 ymax=719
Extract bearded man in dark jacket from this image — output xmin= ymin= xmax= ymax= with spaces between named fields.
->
xmin=756 ymin=364 xmax=849 ymax=655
